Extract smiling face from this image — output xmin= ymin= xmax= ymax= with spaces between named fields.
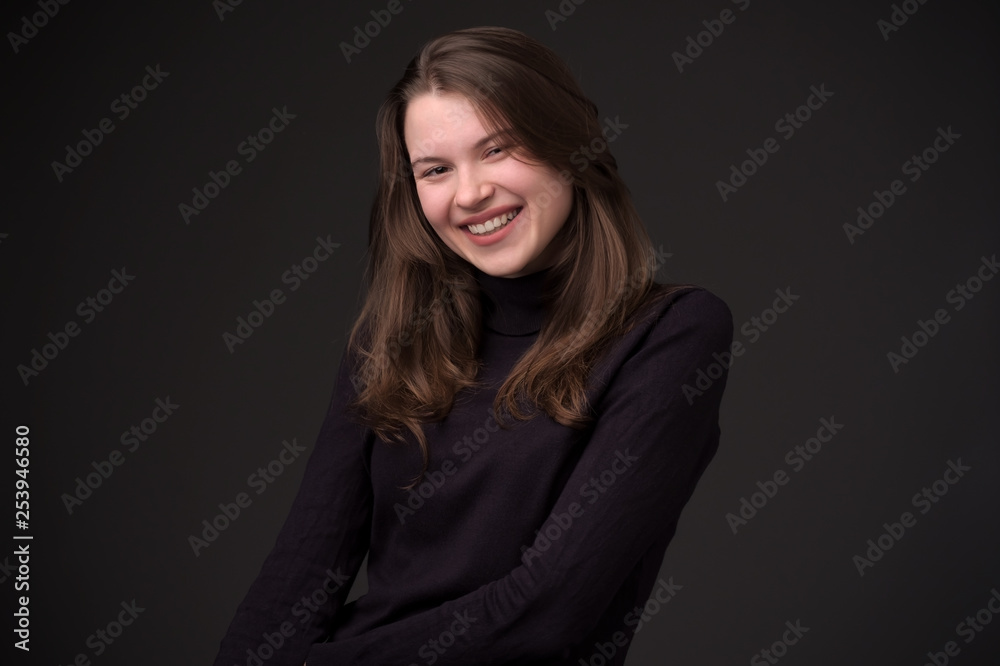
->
xmin=403 ymin=92 xmax=574 ymax=278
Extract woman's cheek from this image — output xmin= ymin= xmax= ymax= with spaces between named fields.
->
xmin=423 ymin=191 xmax=452 ymax=228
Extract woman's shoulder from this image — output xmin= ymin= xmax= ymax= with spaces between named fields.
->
xmin=639 ymin=283 xmax=734 ymax=338
xmin=587 ymin=283 xmax=734 ymax=405
xmin=609 ymin=283 xmax=736 ymax=374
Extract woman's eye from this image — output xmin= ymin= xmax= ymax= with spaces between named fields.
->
xmin=423 ymin=166 xmax=448 ymax=177
xmin=486 ymin=147 xmax=504 ymax=157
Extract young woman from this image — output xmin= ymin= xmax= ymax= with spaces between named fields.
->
xmin=214 ymin=26 xmax=733 ymax=666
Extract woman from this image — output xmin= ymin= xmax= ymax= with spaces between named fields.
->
xmin=214 ymin=26 xmax=733 ymax=666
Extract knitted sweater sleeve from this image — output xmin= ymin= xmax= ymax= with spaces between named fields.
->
xmin=212 ymin=343 xmax=374 ymax=666
xmin=305 ymin=288 xmax=734 ymax=665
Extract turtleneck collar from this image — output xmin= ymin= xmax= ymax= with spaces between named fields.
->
xmin=473 ymin=266 xmax=551 ymax=336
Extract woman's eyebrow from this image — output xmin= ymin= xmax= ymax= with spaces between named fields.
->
xmin=410 ymin=130 xmax=511 ymax=167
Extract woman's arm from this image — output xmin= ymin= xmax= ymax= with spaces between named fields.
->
xmin=306 ymin=288 xmax=734 ymax=665
xmin=213 ymin=343 xmax=375 ymax=666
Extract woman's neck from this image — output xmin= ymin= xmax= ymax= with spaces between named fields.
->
xmin=473 ymin=267 xmax=551 ymax=336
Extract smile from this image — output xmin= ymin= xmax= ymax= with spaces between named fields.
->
xmin=465 ymin=207 xmax=522 ymax=236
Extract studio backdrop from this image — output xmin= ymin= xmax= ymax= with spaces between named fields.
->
xmin=3 ymin=0 xmax=998 ymax=664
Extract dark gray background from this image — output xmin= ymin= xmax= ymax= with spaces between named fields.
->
xmin=3 ymin=0 xmax=998 ymax=664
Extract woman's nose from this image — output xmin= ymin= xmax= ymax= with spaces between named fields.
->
xmin=454 ymin=166 xmax=494 ymax=209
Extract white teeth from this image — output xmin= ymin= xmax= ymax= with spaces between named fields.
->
xmin=467 ymin=208 xmax=520 ymax=236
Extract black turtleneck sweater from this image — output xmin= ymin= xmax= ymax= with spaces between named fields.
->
xmin=213 ymin=269 xmax=733 ymax=666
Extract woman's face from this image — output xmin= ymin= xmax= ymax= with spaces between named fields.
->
xmin=403 ymin=92 xmax=574 ymax=278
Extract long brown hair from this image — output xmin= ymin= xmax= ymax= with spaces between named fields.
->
xmin=347 ymin=26 xmax=685 ymax=482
